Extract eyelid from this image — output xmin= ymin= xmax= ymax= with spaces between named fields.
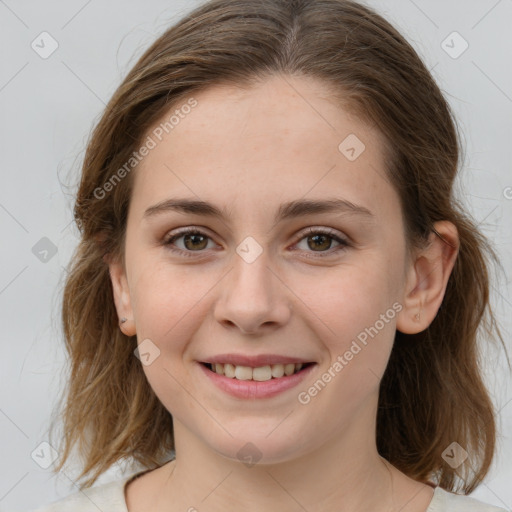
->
xmin=294 ymin=226 xmax=348 ymax=243
xmin=164 ymin=225 xmax=215 ymax=240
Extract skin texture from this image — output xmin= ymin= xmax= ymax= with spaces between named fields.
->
xmin=108 ymin=74 xmax=459 ymax=512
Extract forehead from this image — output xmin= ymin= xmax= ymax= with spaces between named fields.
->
xmin=129 ymin=74 xmax=397 ymax=221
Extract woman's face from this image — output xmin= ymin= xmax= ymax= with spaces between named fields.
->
xmin=110 ymin=74 xmax=413 ymax=463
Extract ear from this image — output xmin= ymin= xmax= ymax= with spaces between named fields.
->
xmin=396 ymin=221 xmax=459 ymax=334
xmin=105 ymin=253 xmax=137 ymax=337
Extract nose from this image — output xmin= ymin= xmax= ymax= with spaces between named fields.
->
xmin=213 ymin=247 xmax=292 ymax=335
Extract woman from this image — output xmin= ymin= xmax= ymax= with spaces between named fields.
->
xmin=32 ymin=0 xmax=510 ymax=511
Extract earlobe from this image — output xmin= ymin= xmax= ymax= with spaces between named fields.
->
xmin=396 ymin=221 xmax=459 ymax=334
xmin=108 ymin=258 xmax=136 ymax=336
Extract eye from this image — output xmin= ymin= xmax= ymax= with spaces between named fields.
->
xmin=292 ymin=227 xmax=350 ymax=258
xmin=163 ymin=228 xmax=216 ymax=257
xmin=163 ymin=226 xmax=350 ymax=259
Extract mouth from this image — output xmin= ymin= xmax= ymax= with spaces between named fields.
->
xmin=200 ymin=361 xmax=316 ymax=381
xmin=197 ymin=360 xmax=318 ymax=399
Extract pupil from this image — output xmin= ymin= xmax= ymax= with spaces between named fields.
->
xmin=185 ymin=234 xmax=207 ymax=250
xmin=309 ymin=234 xmax=330 ymax=251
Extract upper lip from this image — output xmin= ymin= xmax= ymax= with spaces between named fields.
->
xmin=200 ymin=354 xmax=315 ymax=367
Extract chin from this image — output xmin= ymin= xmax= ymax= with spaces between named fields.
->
xmin=205 ymin=431 xmax=311 ymax=468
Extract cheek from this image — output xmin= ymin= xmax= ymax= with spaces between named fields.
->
xmin=130 ymin=259 xmax=219 ymax=349
xmin=296 ymin=260 xmax=399 ymax=381
xmin=131 ymin=266 xmax=214 ymax=411
xmin=301 ymin=261 xmax=394 ymax=334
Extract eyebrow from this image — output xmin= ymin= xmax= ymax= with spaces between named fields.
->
xmin=143 ymin=197 xmax=375 ymax=224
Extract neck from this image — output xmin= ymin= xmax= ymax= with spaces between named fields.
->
xmin=157 ymin=401 xmax=398 ymax=512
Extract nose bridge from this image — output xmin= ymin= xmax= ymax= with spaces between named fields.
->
xmin=213 ymin=237 xmax=291 ymax=333
xmin=233 ymin=241 xmax=273 ymax=298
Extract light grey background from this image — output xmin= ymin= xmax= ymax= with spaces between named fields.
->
xmin=0 ymin=1 xmax=511 ymax=511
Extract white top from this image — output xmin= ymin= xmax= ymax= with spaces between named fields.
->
xmin=29 ymin=471 xmax=510 ymax=512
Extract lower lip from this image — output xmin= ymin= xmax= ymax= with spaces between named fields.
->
xmin=197 ymin=362 xmax=317 ymax=399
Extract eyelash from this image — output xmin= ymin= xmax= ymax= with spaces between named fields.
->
xmin=163 ymin=226 xmax=350 ymax=259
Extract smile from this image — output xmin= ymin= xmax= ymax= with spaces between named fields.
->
xmin=202 ymin=362 xmax=313 ymax=381
xmin=197 ymin=361 xmax=317 ymax=399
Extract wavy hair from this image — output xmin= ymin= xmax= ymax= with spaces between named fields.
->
xmin=50 ymin=0 xmax=509 ymax=493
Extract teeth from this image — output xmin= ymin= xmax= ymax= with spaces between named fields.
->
xmin=208 ymin=362 xmax=305 ymax=381
xmin=235 ymin=365 xmax=253 ymax=380
xmin=224 ymin=363 xmax=235 ymax=378
xmin=284 ymin=363 xmax=297 ymax=376
xmin=271 ymin=364 xmax=285 ymax=378
xmin=253 ymin=366 xmax=272 ymax=381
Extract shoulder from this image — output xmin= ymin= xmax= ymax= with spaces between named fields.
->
xmin=27 ymin=474 xmax=135 ymax=512
xmin=428 ymin=486 xmax=510 ymax=512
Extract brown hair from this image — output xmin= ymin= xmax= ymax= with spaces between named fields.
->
xmin=50 ymin=0 xmax=509 ymax=493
